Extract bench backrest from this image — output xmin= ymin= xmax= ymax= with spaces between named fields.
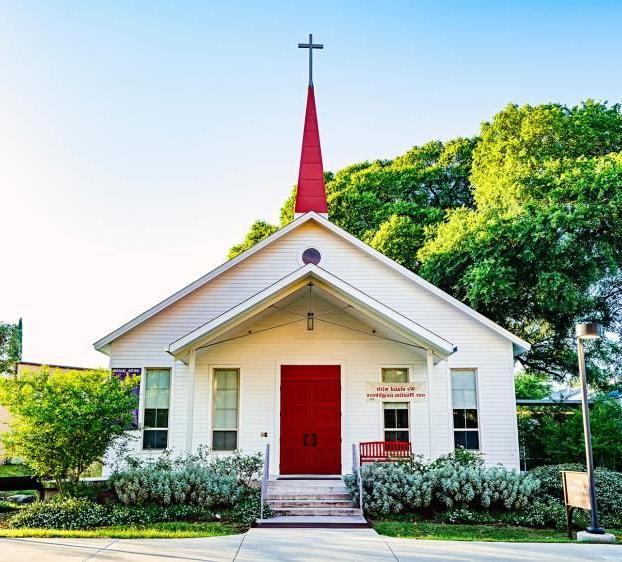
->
xmin=360 ymin=441 xmax=411 ymax=463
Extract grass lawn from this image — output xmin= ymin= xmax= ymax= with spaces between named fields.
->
xmin=373 ymin=519 xmax=621 ymax=543
xmin=0 ymin=521 xmax=242 ymax=539
xmin=0 ymin=464 xmax=31 ymax=478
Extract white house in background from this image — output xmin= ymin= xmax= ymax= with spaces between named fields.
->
xmin=94 ymin=63 xmax=530 ymax=477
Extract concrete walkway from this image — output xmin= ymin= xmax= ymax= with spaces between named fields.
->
xmin=1 ymin=528 xmax=620 ymax=561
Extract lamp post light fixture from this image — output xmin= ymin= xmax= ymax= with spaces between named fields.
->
xmin=575 ymin=322 xmax=605 ymax=536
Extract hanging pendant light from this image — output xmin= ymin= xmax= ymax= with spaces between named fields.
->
xmin=307 ymin=312 xmax=315 ymax=331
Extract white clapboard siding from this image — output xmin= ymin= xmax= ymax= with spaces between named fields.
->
xmin=106 ymin=221 xmax=519 ymax=469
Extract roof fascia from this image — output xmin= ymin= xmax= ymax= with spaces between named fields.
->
xmin=93 ymin=214 xmax=317 ymax=351
xmin=307 ymin=213 xmax=531 ymax=355
xmin=167 ymin=264 xmax=455 ymax=358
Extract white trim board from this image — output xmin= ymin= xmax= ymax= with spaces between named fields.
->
xmin=94 ymin=212 xmax=530 ymax=355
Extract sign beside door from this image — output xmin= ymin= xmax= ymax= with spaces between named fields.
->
xmin=366 ymin=382 xmax=427 ymax=401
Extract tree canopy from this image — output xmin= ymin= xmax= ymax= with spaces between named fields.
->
xmin=230 ymin=100 xmax=622 ymax=388
xmin=0 ymin=367 xmax=138 ymax=489
xmin=0 ymin=319 xmax=22 ymax=375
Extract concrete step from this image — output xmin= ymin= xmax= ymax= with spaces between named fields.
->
xmin=255 ymin=515 xmax=369 ymax=528
xmin=267 ymin=486 xmax=348 ymax=495
xmin=270 ymin=507 xmax=363 ymax=517
xmin=269 ymin=478 xmax=344 ymax=485
xmin=268 ymin=499 xmax=355 ymax=508
xmin=266 ymin=493 xmax=352 ymax=501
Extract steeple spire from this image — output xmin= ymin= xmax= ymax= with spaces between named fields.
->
xmin=295 ymin=34 xmax=328 ymax=217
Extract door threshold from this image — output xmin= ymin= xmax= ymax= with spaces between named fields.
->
xmin=276 ymin=474 xmax=342 ymax=480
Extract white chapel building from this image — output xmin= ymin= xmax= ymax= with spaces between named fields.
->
xmin=94 ymin=54 xmax=530 ymax=477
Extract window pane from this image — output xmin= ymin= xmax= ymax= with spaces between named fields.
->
xmin=465 ymin=409 xmax=478 ymax=428
xmin=454 ymin=430 xmax=467 ymax=449
xmin=144 ymin=408 xmax=156 ymax=428
xmin=143 ymin=429 xmax=167 ymax=449
xmin=384 ymin=408 xmax=396 ymax=428
xmin=395 ymin=409 xmax=409 ymax=429
xmin=213 ymin=430 xmax=237 ymax=451
xmin=382 ymin=368 xmax=409 ymax=383
xmin=213 ymin=370 xmax=239 ymax=443
xmin=145 ymin=369 xmax=170 ymax=409
xmin=453 ymin=409 xmax=466 ymax=429
xmin=452 ymin=370 xmax=476 ymax=390
xmin=466 ymin=431 xmax=480 ymax=450
xmin=155 ymin=409 xmax=169 ymax=428
xmin=385 ymin=430 xmax=409 ymax=443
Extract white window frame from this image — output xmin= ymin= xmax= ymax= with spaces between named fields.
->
xmin=211 ymin=367 xmax=240 ymax=452
xmin=379 ymin=365 xmax=412 ymax=443
xmin=449 ymin=368 xmax=481 ymax=452
xmin=141 ymin=367 xmax=171 ymax=451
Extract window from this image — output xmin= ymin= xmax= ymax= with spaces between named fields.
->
xmin=381 ymin=367 xmax=409 ymax=383
xmin=142 ymin=368 xmax=170 ymax=449
xmin=212 ymin=369 xmax=239 ymax=451
xmin=383 ymin=402 xmax=410 ymax=442
xmin=451 ymin=369 xmax=480 ymax=450
xmin=381 ymin=368 xmax=410 ymax=442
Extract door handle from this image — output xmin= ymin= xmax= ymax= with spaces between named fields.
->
xmin=303 ymin=433 xmax=309 ymax=447
xmin=311 ymin=433 xmax=317 ymax=447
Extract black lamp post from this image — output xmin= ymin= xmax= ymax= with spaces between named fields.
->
xmin=575 ymin=322 xmax=605 ymax=535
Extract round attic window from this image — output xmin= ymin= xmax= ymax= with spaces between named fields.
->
xmin=302 ymin=247 xmax=322 ymax=265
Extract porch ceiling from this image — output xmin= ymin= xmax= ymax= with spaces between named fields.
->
xmin=166 ymin=264 xmax=456 ymax=361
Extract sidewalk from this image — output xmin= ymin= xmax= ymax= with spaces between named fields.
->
xmin=1 ymin=528 xmax=620 ymax=561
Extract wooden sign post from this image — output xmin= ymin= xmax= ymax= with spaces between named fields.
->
xmin=561 ymin=471 xmax=591 ymax=538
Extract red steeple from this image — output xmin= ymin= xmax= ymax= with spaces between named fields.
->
xmin=295 ymin=85 xmax=327 ymax=215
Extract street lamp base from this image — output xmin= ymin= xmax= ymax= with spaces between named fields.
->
xmin=577 ymin=530 xmax=616 ymax=543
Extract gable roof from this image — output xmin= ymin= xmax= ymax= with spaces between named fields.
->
xmin=94 ymin=212 xmax=530 ymax=355
xmin=167 ymin=263 xmax=457 ymax=358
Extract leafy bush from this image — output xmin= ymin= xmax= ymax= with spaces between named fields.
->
xmin=110 ymin=463 xmax=238 ymax=508
xmin=8 ymin=497 xmax=225 ymax=529
xmin=432 ymin=464 xmax=539 ymax=511
xmin=528 ymin=463 xmax=622 ymax=527
xmin=9 ymin=496 xmax=108 ymax=530
xmin=347 ymin=453 xmax=539 ymax=516
xmin=345 ymin=463 xmax=434 ymax=515
xmin=109 ymin=448 xmax=263 ymax=512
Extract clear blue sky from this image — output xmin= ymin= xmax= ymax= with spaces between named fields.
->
xmin=2 ymin=1 xmax=621 ymax=366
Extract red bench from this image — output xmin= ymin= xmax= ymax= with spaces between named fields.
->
xmin=359 ymin=441 xmax=412 ymax=464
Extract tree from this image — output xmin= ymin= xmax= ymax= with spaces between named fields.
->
xmin=228 ymin=220 xmax=279 ymax=259
xmin=518 ymin=397 xmax=622 ymax=470
xmin=0 ymin=367 xmax=138 ymax=490
xmin=229 ymin=100 xmax=622 ymax=388
xmin=514 ymin=372 xmax=552 ymax=400
xmin=0 ymin=319 xmax=22 ymax=375
xmin=419 ymin=104 xmax=622 ymax=387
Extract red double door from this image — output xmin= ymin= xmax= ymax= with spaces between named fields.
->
xmin=280 ymin=365 xmax=341 ymax=474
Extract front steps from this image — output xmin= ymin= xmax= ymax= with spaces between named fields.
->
xmin=256 ymin=477 xmax=368 ymax=528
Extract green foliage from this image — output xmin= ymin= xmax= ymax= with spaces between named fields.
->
xmin=345 ymin=453 xmax=538 ymax=516
xmin=529 ymin=464 xmax=622 ymax=527
xmin=0 ymin=319 xmax=22 ymax=375
xmin=345 ymin=463 xmax=434 ymax=514
xmin=9 ymin=496 xmax=108 ymax=530
xmin=518 ymin=398 xmax=622 ymax=469
xmin=227 ymin=220 xmax=278 ymax=259
xmin=8 ymin=496 xmax=225 ymax=530
xmin=514 ymin=372 xmax=552 ymax=399
xmin=0 ymin=367 xmax=138 ymax=489
xmin=419 ymin=103 xmax=622 ymax=386
xmin=231 ymin=100 xmax=622 ymax=388
xmin=110 ymin=448 xmax=263 ymax=511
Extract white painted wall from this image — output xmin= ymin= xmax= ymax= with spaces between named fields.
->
xmin=105 ymin=221 xmax=519 ymax=471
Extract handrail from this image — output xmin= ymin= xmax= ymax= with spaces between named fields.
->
xmin=260 ymin=443 xmax=270 ymax=520
xmin=352 ymin=442 xmax=364 ymax=513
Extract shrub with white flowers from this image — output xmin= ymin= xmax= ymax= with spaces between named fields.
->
xmin=346 ymin=450 xmax=540 ymax=516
